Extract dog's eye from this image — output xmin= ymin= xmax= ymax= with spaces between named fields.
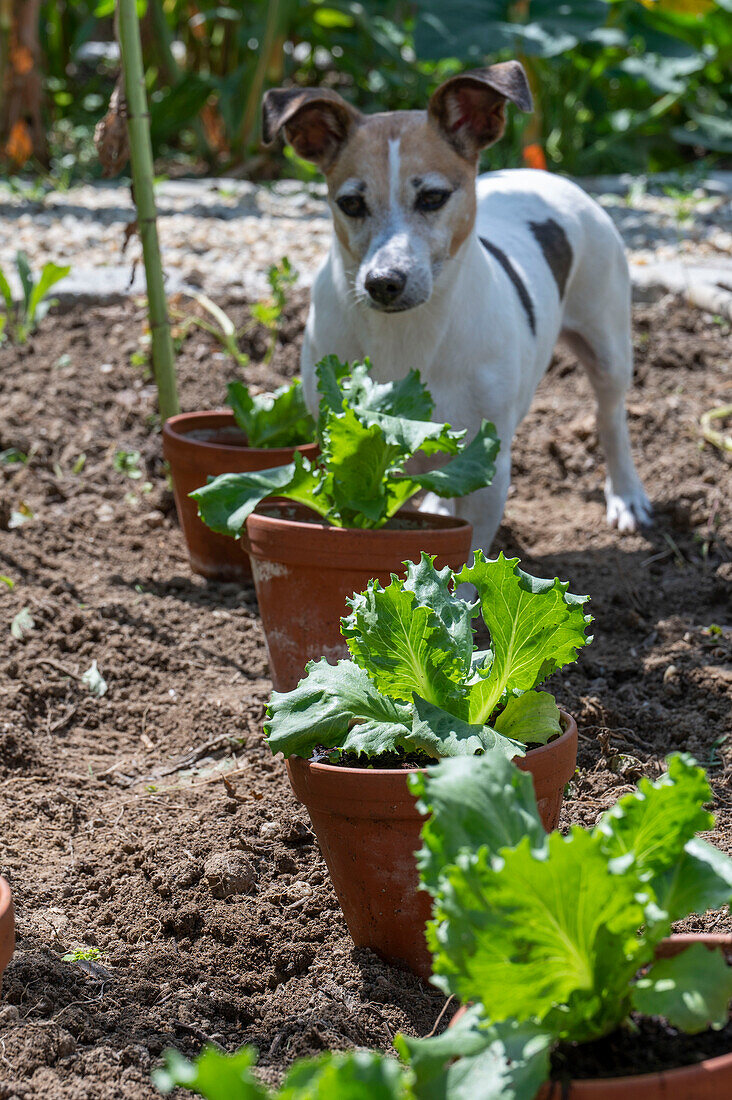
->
xmin=416 ymin=189 xmax=451 ymax=213
xmin=336 ymin=194 xmax=368 ymax=218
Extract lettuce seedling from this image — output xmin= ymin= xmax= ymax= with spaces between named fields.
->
xmin=398 ymin=752 xmax=732 ymax=1098
xmin=192 ymin=356 xmax=500 ymax=534
xmin=226 ymin=378 xmax=315 ymax=449
xmin=265 ymin=552 xmax=591 ymax=761
xmin=154 ymin=1044 xmax=411 ymax=1099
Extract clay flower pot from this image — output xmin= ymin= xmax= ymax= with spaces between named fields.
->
xmin=242 ymin=503 xmax=473 ymax=691
xmin=162 ymin=410 xmax=318 ymax=582
xmin=285 ymin=712 xmax=578 ymax=979
xmin=451 ymin=934 xmax=732 ymax=1100
xmin=0 ymin=877 xmax=14 ymax=994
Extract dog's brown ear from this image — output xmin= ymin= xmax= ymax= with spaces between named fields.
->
xmin=262 ymin=87 xmax=361 ymax=170
xmin=428 ymin=62 xmax=533 ymax=160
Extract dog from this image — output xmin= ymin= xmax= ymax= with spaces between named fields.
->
xmin=262 ymin=63 xmax=652 ymax=552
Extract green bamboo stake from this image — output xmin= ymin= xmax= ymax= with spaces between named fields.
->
xmin=117 ymin=0 xmax=179 ymax=421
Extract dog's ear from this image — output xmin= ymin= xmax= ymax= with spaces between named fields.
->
xmin=262 ymin=87 xmax=361 ymax=170
xmin=428 ymin=62 xmax=533 ymax=160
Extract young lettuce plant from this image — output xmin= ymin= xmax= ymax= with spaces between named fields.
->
xmin=191 ymin=356 xmax=500 ymax=535
xmin=397 ymin=752 xmax=732 ymax=1097
xmin=154 ymin=1044 xmax=411 ymax=1099
xmin=265 ymin=552 xmax=591 ymax=762
xmin=226 ymin=377 xmax=315 ymax=449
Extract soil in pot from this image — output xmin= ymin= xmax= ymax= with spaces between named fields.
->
xmin=162 ymin=411 xmax=317 ymax=582
xmin=286 ymin=713 xmax=578 ymax=980
xmin=243 ymin=502 xmax=473 ymax=691
xmin=0 ymin=877 xmax=14 ymax=995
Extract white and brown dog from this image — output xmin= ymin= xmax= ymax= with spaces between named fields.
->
xmin=262 ymin=63 xmax=652 ymax=552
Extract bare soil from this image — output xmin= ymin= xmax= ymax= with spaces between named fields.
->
xmin=0 ymin=291 xmax=730 ymax=1097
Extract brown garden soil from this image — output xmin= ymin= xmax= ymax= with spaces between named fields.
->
xmin=0 ymin=290 xmax=730 ymax=1098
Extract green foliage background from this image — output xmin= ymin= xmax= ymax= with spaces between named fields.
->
xmin=38 ymin=0 xmax=732 ymax=181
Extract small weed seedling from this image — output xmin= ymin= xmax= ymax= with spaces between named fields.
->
xmin=114 ymin=449 xmax=144 ymax=480
xmin=63 ymin=947 xmax=103 ymax=963
xmin=169 ymin=257 xmax=296 ymax=371
xmin=193 ymin=356 xmax=500 ymax=533
xmin=0 ymin=251 xmax=70 ymax=344
xmin=251 ymin=257 xmax=298 ymax=364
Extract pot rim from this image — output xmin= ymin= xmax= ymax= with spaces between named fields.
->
xmin=245 ymin=501 xmax=473 ymax=542
xmin=286 ymin=708 xmax=576 ymax=779
xmin=162 ymin=409 xmax=318 ymax=459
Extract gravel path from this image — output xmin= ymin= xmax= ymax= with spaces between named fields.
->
xmin=1 ymin=170 xmax=731 ymax=307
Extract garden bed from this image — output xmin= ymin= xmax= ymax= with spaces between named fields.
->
xmin=0 ymin=291 xmax=729 ymax=1098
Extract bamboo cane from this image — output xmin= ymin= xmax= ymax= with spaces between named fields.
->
xmin=117 ymin=0 xmax=179 ymax=421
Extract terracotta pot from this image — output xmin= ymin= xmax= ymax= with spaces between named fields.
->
xmin=162 ymin=410 xmax=318 ymax=582
xmin=243 ymin=502 xmax=473 ymax=691
xmin=0 ymin=877 xmax=14 ymax=995
xmin=285 ymin=712 xmax=578 ymax=979
xmin=451 ymin=934 xmax=732 ymax=1100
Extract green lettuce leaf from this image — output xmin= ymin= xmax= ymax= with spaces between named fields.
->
xmin=342 ymin=577 xmax=467 ymax=711
xmin=153 ymin=1045 xmax=268 ymax=1098
xmin=653 ymin=837 xmax=732 ymax=923
xmin=428 ymin=827 xmax=648 ymax=1041
xmin=396 ymin=1007 xmax=551 ymax=1100
xmin=279 ymin=1049 xmax=408 ymax=1099
xmin=632 ymin=943 xmax=732 ymax=1034
xmin=409 ymin=696 xmax=521 ymax=761
xmin=594 ymin=753 xmax=715 ymax=881
xmin=406 ymin=421 xmax=500 ymax=497
xmin=264 ymin=658 xmax=413 ymax=759
xmin=410 ymin=753 xmax=545 ymax=897
xmin=492 ymin=691 xmax=562 ymax=746
xmin=226 ymin=379 xmax=315 ymax=448
xmin=190 ymin=452 xmax=328 ymax=537
xmin=319 ymin=407 xmax=402 ymax=526
xmin=458 ymin=552 xmax=591 ymax=725
xmin=402 ymin=554 xmax=477 ymax=678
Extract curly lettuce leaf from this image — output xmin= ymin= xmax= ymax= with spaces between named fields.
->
xmin=402 ymin=554 xmax=477 ymax=677
xmin=226 ymin=379 xmax=315 ymax=448
xmin=319 ymin=407 xmax=403 ymax=526
xmin=594 ymin=753 xmax=715 ymax=881
xmin=404 ymin=420 xmax=500 ymax=497
xmin=190 ymin=452 xmax=328 ymax=537
xmin=154 ymin=1044 xmax=409 ymax=1100
xmin=396 ymin=1006 xmax=551 ymax=1100
xmin=653 ymin=837 xmax=732 ymax=924
xmin=264 ymin=658 xmax=413 ymax=759
xmin=458 ymin=552 xmax=591 ymax=725
xmin=154 ymin=1045 xmax=268 ymax=1098
xmin=409 ymin=696 xmax=521 ymax=761
xmin=342 ymin=577 xmax=467 ymax=711
xmin=279 ymin=1049 xmax=409 ymax=1100
xmin=632 ymin=944 xmax=732 ymax=1034
xmin=410 ymin=753 xmax=545 ymax=898
xmin=428 ymin=827 xmax=649 ymax=1041
xmin=492 ymin=691 xmax=562 ymax=746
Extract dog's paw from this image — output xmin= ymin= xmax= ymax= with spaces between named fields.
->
xmin=605 ymin=481 xmax=653 ymax=534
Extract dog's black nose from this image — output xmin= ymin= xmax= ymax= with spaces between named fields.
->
xmin=365 ymin=268 xmax=407 ymax=306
